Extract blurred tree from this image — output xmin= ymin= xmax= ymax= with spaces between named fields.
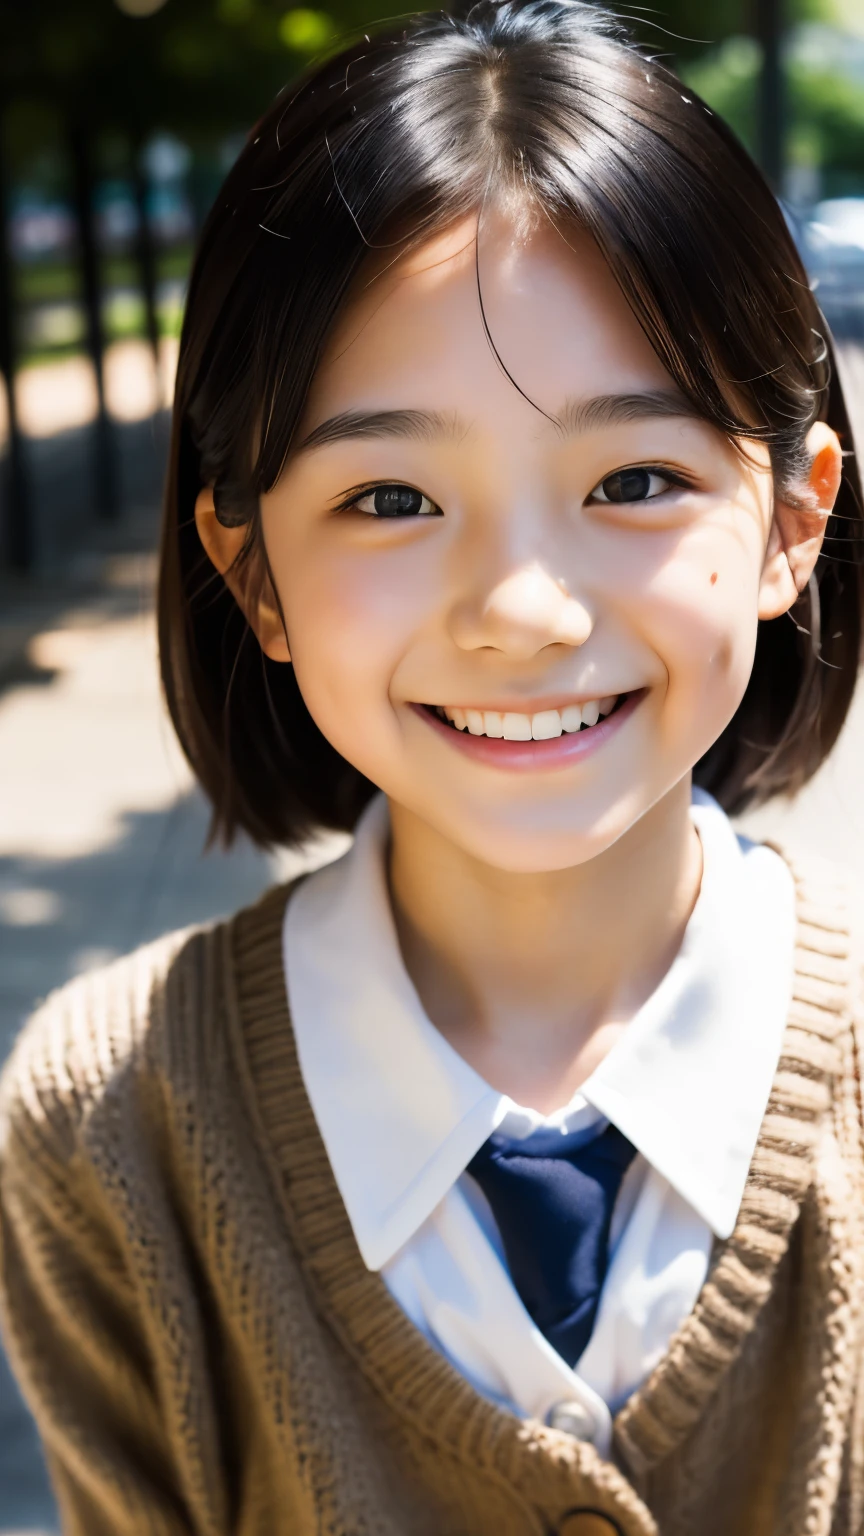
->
xmin=0 ymin=0 xmax=368 ymax=555
xmin=623 ymin=0 xmax=829 ymax=59
xmin=0 ymin=0 xmax=851 ymax=173
xmin=683 ymin=29 xmax=864 ymax=193
xmin=0 ymin=0 xmax=373 ymax=154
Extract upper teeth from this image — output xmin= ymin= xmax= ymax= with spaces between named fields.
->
xmin=440 ymin=697 xmax=618 ymax=739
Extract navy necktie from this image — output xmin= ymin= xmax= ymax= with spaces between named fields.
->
xmin=467 ymin=1121 xmax=637 ymax=1368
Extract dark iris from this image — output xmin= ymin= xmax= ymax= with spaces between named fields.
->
xmin=372 ymin=485 xmax=426 ymax=517
xmin=600 ymin=467 xmax=654 ymax=503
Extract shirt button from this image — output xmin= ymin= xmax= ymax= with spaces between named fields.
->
xmin=556 ymin=1513 xmax=624 ymax=1536
xmin=545 ymin=1398 xmax=600 ymax=1443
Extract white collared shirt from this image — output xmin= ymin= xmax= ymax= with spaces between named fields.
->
xmin=283 ymin=790 xmax=795 ymax=1455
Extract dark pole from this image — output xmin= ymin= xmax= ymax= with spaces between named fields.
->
xmin=130 ymin=134 xmax=162 ymax=405
xmin=0 ymin=111 xmax=32 ymax=572
xmin=68 ymin=118 xmax=120 ymax=521
xmin=754 ymin=0 xmax=785 ymax=192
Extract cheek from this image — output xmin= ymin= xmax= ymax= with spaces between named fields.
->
xmin=595 ymin=507 xmax=763 ymax=768
xmin=272 ymin=533 xmax=439 ymax=741
xmin=639 ymin=542 xmax=762 ymax=737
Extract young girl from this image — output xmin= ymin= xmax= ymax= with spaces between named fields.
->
xmin=2 ymin=3 xmax=864 ymax=1533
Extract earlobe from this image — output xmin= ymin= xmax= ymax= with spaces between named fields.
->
xmin=254 ymin=599 xmax=292 ymax=665
xmin=193 ymin=487 xmax=291 ymax=663
xmin=757 ymin=421 xmax=842 ymax=622
xmin=757 ymin=517 xmax=800 ymax=622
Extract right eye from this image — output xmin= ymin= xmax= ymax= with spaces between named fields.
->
xmin=353 ymin=484 xmax=440 ymax=518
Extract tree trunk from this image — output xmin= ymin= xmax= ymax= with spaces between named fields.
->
xmin=754 ymin=0 xmax=785 ymax=192
xmin=0 ymin=109 xmax=32 ymax=572
xmin=68 ymin=118 xmax=120 ymax=521
xmin=131 ymin=135 xmax=162 ymax=406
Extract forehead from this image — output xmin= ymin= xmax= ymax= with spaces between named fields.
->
xmin=303 ymin=208 xmax=675 ymax=430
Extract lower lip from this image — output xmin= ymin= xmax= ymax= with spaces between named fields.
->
xmin=411 ymin=691 xmax=645 ymax=772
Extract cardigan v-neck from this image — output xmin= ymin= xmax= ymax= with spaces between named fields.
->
xmin=283 ymin=789 xmax=796 ymax=1442
xmin=284 ymin=790 xmax=795 ymax=1262
xmin=0 ymin=852 xmax=862 ymax=1536
xmin=231 ymin=853 xmax=861 ymax=1495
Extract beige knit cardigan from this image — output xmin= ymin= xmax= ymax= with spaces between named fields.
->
xmin=1 ymin=861 xmax=864 ymax=1536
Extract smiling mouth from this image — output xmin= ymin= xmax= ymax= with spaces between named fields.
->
xmin=419 ymin=694 xmax=630 ymax=741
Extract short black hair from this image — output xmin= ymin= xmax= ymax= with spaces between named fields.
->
xmin=159 ymin=0 xmax=864 ymax=848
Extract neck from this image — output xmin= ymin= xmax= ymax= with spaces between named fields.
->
xmin=388 ymin=779 xmax=703 ymax=1113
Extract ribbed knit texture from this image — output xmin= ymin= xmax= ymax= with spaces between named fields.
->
xmin=0 ymin=856 xmax=863 ymax=1536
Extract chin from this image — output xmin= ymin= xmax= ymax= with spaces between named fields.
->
xmin=442 ymin=804 xmax=639 ymax=874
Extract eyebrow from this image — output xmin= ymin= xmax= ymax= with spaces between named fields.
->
xmin=556 ymin=389 xmax=700 ymax=436
xmin=297 ymin=409 xmax=467 ymax=451
xmin=296 ymin=390 xmax=699 ymax=451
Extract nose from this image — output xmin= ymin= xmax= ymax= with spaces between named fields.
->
xmin=448 ymin=562 xmax=593 ymax=660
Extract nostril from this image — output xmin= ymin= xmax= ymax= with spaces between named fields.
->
xmin=450 ymin=566 xmax=592 ymax=654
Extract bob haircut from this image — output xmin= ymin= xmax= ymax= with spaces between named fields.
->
xmin=159 ymin=0 xmax=864 ymax=849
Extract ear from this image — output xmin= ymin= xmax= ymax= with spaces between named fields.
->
xmin=758 ymin=421 xmax=843 ymax=621
xmin=194 ymin=487 xmax=291 ymax=663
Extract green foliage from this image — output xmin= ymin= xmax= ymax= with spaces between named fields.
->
xmin=679 ymin=36 xmax=761 ymax=149
xmin=278 ymin=7 xmax=335 ymax=49
xmin=1 ymin=0 xmax=859 ymax=176
xmin=791 ymin=66 xmax=864 ymax=180
xmin=622 ymin=0 xmax=747 ymax=60
xmin=682 ymin=32 xmax=864 ymax=184
xmin=623 ymin=0 xmax=836 ymax=61
xmin=217 ymin=0 xmax=255 ymax=20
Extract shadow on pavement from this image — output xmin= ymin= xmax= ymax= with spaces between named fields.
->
xmin=0 ymin=791 xmax=273 ymax=1058
xmin=16 ymin=412 xmax=171 ymax=577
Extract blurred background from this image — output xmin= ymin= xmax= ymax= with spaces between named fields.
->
xmin=0 ymin=0 xmax=863 ymax=1530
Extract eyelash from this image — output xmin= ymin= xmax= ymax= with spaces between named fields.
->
xmin=333 ymin=466 xmax=696 ymax=518
xmin=591 ymin=466 xmax=696 ymax=504
xmin=332 ymin=482 xmax=442 ymax=518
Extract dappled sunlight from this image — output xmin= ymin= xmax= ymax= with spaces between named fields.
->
xmin=0 ymin=337 xmax=178 ymax=443
xmin=0 ymin=608 xmax=189 ymax=861
xmin=0 ymin=576 xmax=348 ymax=1069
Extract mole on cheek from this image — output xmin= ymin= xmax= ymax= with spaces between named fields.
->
xmin=710 ymin=572 xmax=718 ymax=586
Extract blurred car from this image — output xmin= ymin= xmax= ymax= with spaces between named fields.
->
xmin=786 ymin=197 xmax=864 ymax=344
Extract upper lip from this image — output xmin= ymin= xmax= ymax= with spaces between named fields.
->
xmin=419 ymin=690 xmax=631 ymax=713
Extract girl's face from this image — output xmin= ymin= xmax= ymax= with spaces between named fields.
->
xmin=251 ymin=211 xmax=826 ymax=871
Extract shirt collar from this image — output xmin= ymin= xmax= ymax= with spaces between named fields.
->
xmin=284 ymin=790 xmax=795 ymax=1270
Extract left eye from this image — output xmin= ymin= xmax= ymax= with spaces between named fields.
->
xmin=353 ymin=484 xmax=439 ymax=518
xmin=590 ymin=467 xmax=674 ymax=504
